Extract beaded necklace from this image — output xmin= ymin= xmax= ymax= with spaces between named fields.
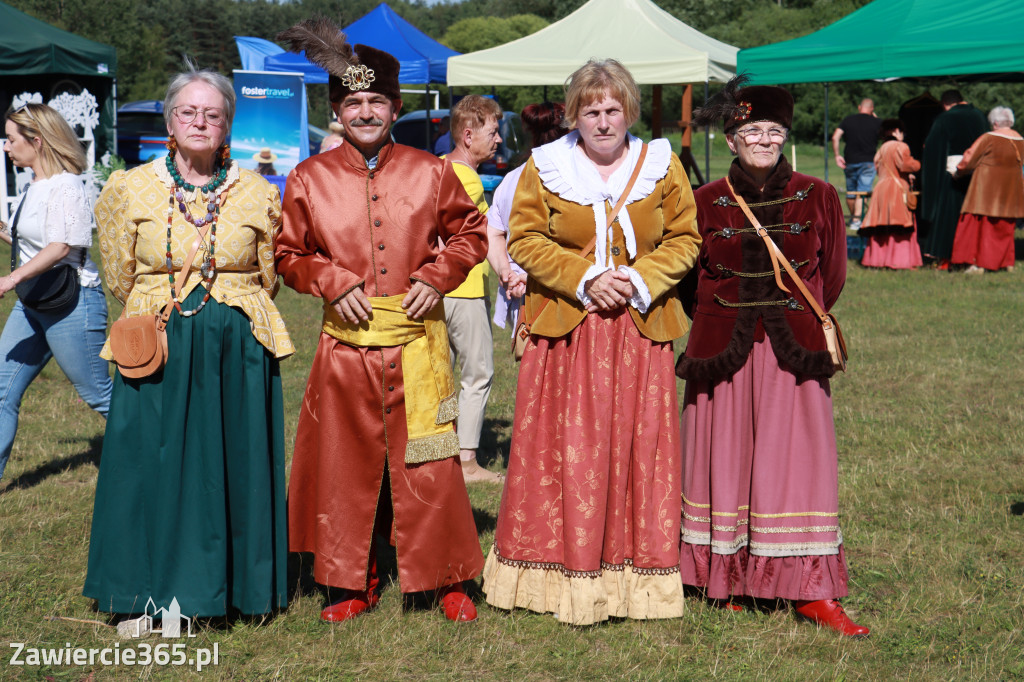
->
xmin=165 ymin=150 xmax=228 ymax=317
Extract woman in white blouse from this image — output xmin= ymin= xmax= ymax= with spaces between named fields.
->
xmin=0 ymin=103 xmax=111 ymax=480
xmin=481 ymin=59 xmax=701 ymax=625
xmin=486 ymin=101 xmax=567 ymax=331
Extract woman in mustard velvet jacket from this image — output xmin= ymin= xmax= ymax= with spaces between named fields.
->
xmin=481 ymin=59 xmax=701 ymax=626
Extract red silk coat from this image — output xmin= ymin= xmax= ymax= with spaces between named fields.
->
xmin=677 ymin=158 xmax=847 ymax=382
xmin=276 ymin=140 xmax=488 ymax=592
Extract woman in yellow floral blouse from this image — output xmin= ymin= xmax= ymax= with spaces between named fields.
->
xmin=84 ymin=64 xmax=293 ymax=619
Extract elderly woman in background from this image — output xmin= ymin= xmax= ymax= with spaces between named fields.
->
xmin=0 ymin=103 xmax=111 ymax=480
xmin=677 ymin=77 xmax=868 ymax=637
xmin=861 ymin=118 xmax=922 ymax=269
xmin=951 ymin=106 xmax=1024 ymax=273
xmin=84 ymin=63 xmax=293 ymax=619
xmin=486 ymin=101 xmax=568 ymax=331
xmin=483 ymin=59 xmax=701 ymax=625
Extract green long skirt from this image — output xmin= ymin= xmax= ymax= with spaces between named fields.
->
xmin=84 ymin=289 xmax=287 ymax=617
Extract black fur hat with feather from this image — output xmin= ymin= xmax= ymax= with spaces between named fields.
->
xmin=278 ymin=17 xmax=401 ymax=103
xmin=693 ymin=75 xmax=793 ymax=133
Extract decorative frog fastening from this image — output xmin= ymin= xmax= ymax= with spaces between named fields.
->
xmin=721 ymin=227 xmax=735 ymax=238
xmin=713 ymin=195 xmax=731 ymax=207
xmin=786 ymin=298 xmax=801 ymax=310
xmin=793 ymin=188 xmax=809 ymax=201
xmin=789 ymin=223 xmax=804 ymax=234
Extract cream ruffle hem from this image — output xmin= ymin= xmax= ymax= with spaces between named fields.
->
xmin=481 ymin=546 xmax=684 ymax=626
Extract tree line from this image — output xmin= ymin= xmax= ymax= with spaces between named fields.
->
xmin=8 ymin=0 xmax=1022 ymax=143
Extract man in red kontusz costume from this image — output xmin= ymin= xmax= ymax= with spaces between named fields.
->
xmin=275 ymin=18 xmax=487 ymax=623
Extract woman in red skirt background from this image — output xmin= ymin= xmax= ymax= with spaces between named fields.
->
xmin=952 ymin=106 xmax=1024 ymax=273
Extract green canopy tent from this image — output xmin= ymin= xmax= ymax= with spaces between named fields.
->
xmin=738 ymin=0 xmax=1024 ymax=84
xmin=0 ymin=0 xmax=117 ymax=160
xmin=737 ymin=0 xmax=1024 ymax=180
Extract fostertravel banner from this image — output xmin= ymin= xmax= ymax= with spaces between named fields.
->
xmin=231 ymin=70 xmax=309 ymax=177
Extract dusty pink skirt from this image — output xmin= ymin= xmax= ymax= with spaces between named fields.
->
xmin=680 ymin=336 xmax=849 ymax=601
xmin=861 ymin=221 xmax=924 ymax=269
xmin=952 ymin=213 xmax=1016 ymax=270
xmin=484 ymin=308 xmax=683 ymax=624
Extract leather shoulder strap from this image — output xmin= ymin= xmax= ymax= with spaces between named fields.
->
xmin=725 ymin=177 xmax=829 ymax=324
xmin=527 ymin=142 xmax=649 ymax=327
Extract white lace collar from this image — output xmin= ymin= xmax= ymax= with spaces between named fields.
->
xmin=532 ymin=131 xmax=671 ymax=267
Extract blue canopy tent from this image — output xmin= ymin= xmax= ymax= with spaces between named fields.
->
xmin=246 ymin=3 xmax=459 ymax=85
xmin=236 ymin=4 xmax=459 ymax=153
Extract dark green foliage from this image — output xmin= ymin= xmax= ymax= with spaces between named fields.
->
xmin=7 ymin=0 xmax=1024 ymax=140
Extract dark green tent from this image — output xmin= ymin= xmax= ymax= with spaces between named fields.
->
xmin=738 ymin=0 xmax=1024 ymax=84
xmin=0 ymin=0 xmax=117 ymax=159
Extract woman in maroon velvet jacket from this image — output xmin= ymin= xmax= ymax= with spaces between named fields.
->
xmin=675 ymin=77 xmax=869 ymax=637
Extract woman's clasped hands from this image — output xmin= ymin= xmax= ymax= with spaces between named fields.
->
xmin=583 ymin=269 xmax=636 ymax=313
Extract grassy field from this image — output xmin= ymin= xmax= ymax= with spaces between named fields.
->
xmin=1 ymin=196 xmax=1023 ymax=680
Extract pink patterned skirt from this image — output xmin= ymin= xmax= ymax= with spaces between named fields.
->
xmin=679 ymin=337 xmax=849 ymax=601
xmin=951 ymin=213 xmax=1016 ymax=270
xmin=483 ymin=308 xmax=683 ymax=625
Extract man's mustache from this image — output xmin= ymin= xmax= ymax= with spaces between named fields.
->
xmin=350 ymin=118 xmax=385 ymax=127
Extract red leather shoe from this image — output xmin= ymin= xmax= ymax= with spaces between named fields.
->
xmin=321 ymin=554 xmax=381 ymax=623
xmin=794 ymin=599 xmax=869 ymax=637
xmin=437 ymin=583 xmax=477 ymax=623
xmin=321 ymin=589 xmax=380 ymax=623
xmin=713 ymin=598 xmax=744 ymax=612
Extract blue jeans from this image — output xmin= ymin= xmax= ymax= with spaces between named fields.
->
xmin=844 ymin=162 xmax=876 ymax=197
xmin=0 ymin=284 xmax=112 ymax=479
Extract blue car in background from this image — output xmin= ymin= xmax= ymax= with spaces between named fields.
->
xmin=116 ymin=100 xmax=328 ymax=167
xmin=116 ymin=100 xmax=170 ymax=166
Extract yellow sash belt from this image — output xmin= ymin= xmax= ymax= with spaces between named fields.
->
xmin=322 ymin=294 xmax=459 ymax=464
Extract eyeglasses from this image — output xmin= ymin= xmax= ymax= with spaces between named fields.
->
xmin=735 ymin=127 xmax=787 ymax=144
xmin=172 ymin=106 xmax=227 ymax=127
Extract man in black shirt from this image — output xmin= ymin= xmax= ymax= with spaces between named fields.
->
xmin=832 ymin=99 xmax=881 ymax=229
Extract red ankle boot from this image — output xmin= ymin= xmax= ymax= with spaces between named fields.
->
xmin=794 ymin=599 xmax=869 ymax=637
xmin=437 ymin=583 xmax=477 ymax=623
xmin=321 ymin=554 xmax=381 ymax=623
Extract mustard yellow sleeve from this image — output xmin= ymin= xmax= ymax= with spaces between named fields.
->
xmin=94 ymin=169 xmax=137 ymax=305
xmin=260 ymin=181 xmax=282 ymax=299
xmin=507 ymin=159 xmax=595 ymax=301
xmin=629 ymin=155 xmax=701 ymax=301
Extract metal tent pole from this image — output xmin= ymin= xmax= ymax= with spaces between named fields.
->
xmin=704 ymin=81 xmax=710 ymax=182
xmin=823 ymin=83 xmax=830 ymax=184
xmin=424 ymin=84 xmax=431 ymax=151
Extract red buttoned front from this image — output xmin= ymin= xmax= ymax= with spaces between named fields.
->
xmin=276 ymin=140 xmax=488 ymax=304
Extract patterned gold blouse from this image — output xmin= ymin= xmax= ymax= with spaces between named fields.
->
xmin=95 ymin=159 xmax=294 ymax=359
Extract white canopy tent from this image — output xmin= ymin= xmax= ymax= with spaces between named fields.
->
xmin=446 ymin=0 xmax=736 ymax=181
xmin=446 ymin=0 xmax=737 ymax=86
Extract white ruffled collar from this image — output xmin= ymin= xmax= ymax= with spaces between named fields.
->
xmin=532 ymin=131 xmax=671 ymax=266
